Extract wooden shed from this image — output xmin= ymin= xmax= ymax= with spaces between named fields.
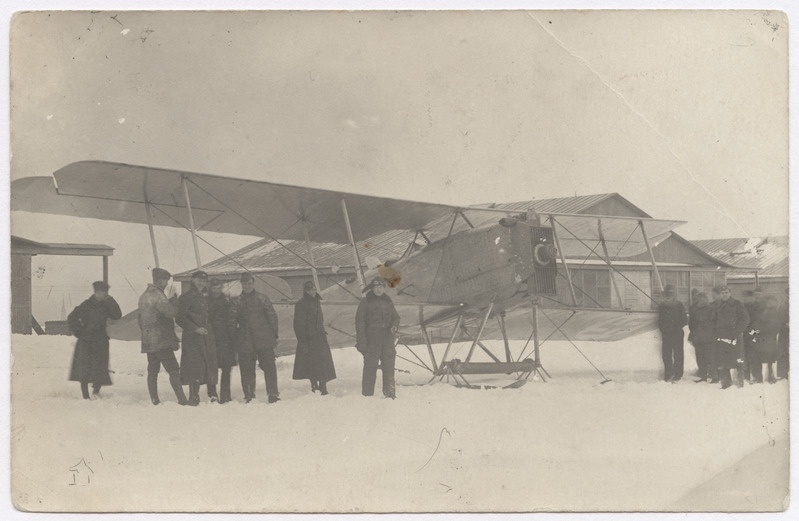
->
xmin=10 ymin=236 xmax=114 ymax=334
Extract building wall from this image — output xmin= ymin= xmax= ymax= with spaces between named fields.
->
xmin=727 ymin=277 xmax=789 ymax=301
xmin=11 ymin=254 xmax=32 ymax=334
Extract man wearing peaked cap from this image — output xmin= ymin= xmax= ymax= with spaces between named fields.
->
xmin=234 ymin=271 xmax=280 ymax=403
xmin=177 ymin=269 xmax=217 ymax=405
xmin=711 ymin=285 xmax=749 ymax=389
xmin=658 ymin=284 xmax=687 ymax=383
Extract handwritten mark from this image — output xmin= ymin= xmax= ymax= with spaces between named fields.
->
xmin=416 ymin=427 xmax=451 ymax=472
xmin=68 ymin=457 xmax=94 ymax=486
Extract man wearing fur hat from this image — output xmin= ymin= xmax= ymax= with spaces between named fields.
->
xmin=138 ymin=268 xmax=188 ymax=405
xmin=67 ymin=280 xmax=122 ymax=399
xmin=355 ymin=277 xmax=401 ymax=398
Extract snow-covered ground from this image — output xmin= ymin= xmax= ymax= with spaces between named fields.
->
xmin=9 ymin=332 xmax=789 ymax=512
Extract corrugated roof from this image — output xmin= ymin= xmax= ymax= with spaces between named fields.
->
xmin=177 ymin=193 xmax=654 ymax=278
xmin=690 ymin=236 xmax=789 ymax=278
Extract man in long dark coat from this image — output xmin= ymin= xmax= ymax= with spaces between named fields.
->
xmin=712 ymin=285 xmax=750 ymax=389
xmin=176 ymin=271 xmax=218 ymax=406
xmin=658 ymin=284 xmax=687 ymax=382
xmin=138 ymin=268 xmax=188 ymax=405
xmin=356 ymin=277 xmax=401 ymax=398
xmin=292 ymin=281 xmax=336 ymax=395
xmin=742 ymin=288 xmax=764 ymax=382
xmin=688 ymin=292 xmax=715 ymax=382
xmin=68 ymin=281 xmax=122 ymax=399
xmin=777 ymin=286 xmax=789 ymax=379
xmin=234 ymin=273 xmax=280 ymax=403
xmin=208 ymin=279 xmax=238 ymax=403
xmin=749 ymin=295 xmax=782 ymax=383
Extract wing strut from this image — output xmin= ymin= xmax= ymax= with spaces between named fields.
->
xmin=142 ymin=175 xmax=160 ymax=268
xmin=340 ymin=198 xmax=366 ymax=291
xmin=181 ymin=176 xmax=203 ymax=269
xmin=548 ymin=215 xmax=577 ymax=307
xmin=639 ymin=219 xmax=664 ymax=292
xmin=301 ymin=220 xmax=321 ymax=292
xmin=598 ymin=218 xmax=625 ymax=307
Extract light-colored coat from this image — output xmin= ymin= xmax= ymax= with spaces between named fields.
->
xmin=138 ymin=284 xmax=179 ymax=353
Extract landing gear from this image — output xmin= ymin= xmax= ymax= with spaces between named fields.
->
xmin=406 ymin=299 xmax=550 ymax=389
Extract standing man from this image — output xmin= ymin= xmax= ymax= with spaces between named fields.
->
xmin=712 ymin=285 xmax=750 ymax=389
xmin=67 ymin=281 xmax=122 ymax=399
xmin=742 ymin=288 xmax=765 ymax=382
xmin=688 ymin=292 xmax=714 ymax=383
xmin=235 ymin=273 xmax=280 ymax=403
xmin=658 ymin=284 xmax=687 ymax=382
xmin=208 ymin=279 xmax=238 ymax=403
xmin=356 ymin=277 xmax=401 ymax=398
xmin=777 ymin=286 xmax=789 ymax=379
xmin=749 ymin=295 xmax=782 ymax=383
xmin=176 ymin=271 xmax=218 ymax=406
xmin=292 ymin=281 xmax=336 ymax=395
xmin=138 ymin=268 xmax=188 ymax=406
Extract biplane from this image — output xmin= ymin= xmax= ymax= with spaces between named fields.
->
xmin=11 ymin=161 xmax=684 ymax=388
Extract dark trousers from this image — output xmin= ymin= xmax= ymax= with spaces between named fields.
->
xmin=79 ymin=381 xmax=101 ymax=399
xmin=661 ymin=329 xmax=684 ymax=381
xmin=362 ymin=343 xmax=396 ymax=397
xmin=693 ymin=341 xmax=713 ymax=380
xmin=239 ymin=349 xmax=279 ymax=399
xmin=146 ymin=350 xmax=187 ymax=404
xmin=217 ymin=365 xmax=232 ymax=403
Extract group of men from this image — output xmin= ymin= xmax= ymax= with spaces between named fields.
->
xmin=658 ymin=284 xmax=790 ymax=389
xmin=67 ymin=267 xmax=402 ymax=404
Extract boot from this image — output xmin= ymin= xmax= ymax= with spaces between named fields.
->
xmin=311 ymin=380 xmax=318 ymax=393
xmin=169 ymin=372 xmax=188 ymax=405
xmin=188 ymin=383 xmax=201 ymax=406
xmin=80 ymin=381 xmax=90 ymax=400
xmin=319 ymin=380 xmax=328 ymax=396
xmin=244 ymin=383 xmax=255 ymax=403
xmin=147 ymin=374 xmax=160 ymax=405
xmin=207 ymin=384 xmax=218 ymax=403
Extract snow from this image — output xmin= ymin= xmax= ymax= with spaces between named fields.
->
xmin=10 ymin=332 xmax=789 ymax=513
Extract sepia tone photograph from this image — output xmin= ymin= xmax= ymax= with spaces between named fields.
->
xmin=5 ymin=6 xmax=792 ymax=515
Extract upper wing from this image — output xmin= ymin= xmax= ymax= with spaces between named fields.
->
xmin=11 ymin=161 xmax=461 ymax=243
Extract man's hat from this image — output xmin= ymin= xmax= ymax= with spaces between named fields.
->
xmin=371 ymin=277 xmax=386 ymax=287
xmin=303 ymin=280 xmax=316 ymax=290
xmin=718 ymin=285 xmax=729 ymax=292
xmin=209 ymin=279 xmax=223 ymax=288
xmin=662 ymin=284 xmax=674 ymax=297
xmin=240 ymin=272 xmax=255 ymax=283
xmin=92 ymin=281 xmax=110 ymax=291
xmin=191 ymin=270 xmax=208 ymax=280
xmin=152 ymin=267 xmax=172 ymax=281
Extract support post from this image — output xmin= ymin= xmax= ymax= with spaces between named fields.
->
xmin=438 ymin=313 xmax=463 ymax=372
xmin=639 ymin=219 xmax=663 ymax=293
xmin=497 ymin=312 xmax=512 ymax=363
xmin=341 ymin=199 xmax=366 ymax=291
xmin=301 ymin=220 xmax=321 ymax=292
xmin=102 ymin=256 xmax=109 ymax=285
xmin=144 ymin=202 xmax=160 ymax=268
xmin=754 ymin=270 xmax=760 ymax=288
xmin=421 ymin=324 xmax=438 ymax=374
xmin=598 ymin=218 xmax=625 ymax=308
xmin=181 ymin=176 xmax=202 ymax=269
xmin=465 ymin=302 xmax=494 ymax=363
xmin=550 ymin=215 xmax=577 ymax=307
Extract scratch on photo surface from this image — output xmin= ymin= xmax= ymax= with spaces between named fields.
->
xmin=416 ymin=427 xmax=451 ymax=472
xmin=526 ymin=12 xmax=749 ymax=236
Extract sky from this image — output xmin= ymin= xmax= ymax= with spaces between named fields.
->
xmin=8 ymin=9 xmax=789 ymax=319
